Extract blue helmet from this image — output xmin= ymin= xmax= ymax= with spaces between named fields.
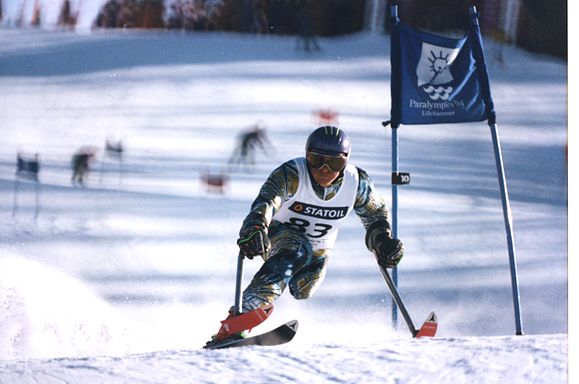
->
xmin=305 ymin=126 xmax=351 ymax=157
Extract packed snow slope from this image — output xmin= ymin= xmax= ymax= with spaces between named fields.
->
xmin=0 ymin=28 xmax=568 ymax=383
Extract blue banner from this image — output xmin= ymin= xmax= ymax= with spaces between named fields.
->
xmin=390 ymin=22 xmax=490 ymax=125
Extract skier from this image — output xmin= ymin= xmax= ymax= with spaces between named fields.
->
xmin=71 ymin=146 xmax=97 ymax=187
xmin=228 ymin=121 xmax=273 ymax=170
xmin=213 ymin=126 xmax=404 ymax=342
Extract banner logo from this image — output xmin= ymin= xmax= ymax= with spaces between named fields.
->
xmin=416 ymin=43 xmax=460 ymax=101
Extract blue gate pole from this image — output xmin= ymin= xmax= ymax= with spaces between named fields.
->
xmin=391 ymin=125 xmax=399 ymax=328
xmin=489 ymin=122 xmax=524 ymax=335
xmin=387 ymin=1 xmax=402 ymax=331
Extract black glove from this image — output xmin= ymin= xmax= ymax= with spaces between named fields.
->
xmin=365 ymin=221 xmax=404 ymax=269
xmin=374 ymin=235 xmax=404 ymax=268
xmin=237 ymin=224 xmax=270 ymax=259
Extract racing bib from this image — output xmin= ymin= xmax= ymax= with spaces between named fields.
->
xmin=273 ymin=158 xmax=358 ymax=251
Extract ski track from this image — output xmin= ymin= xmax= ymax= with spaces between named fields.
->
xmin=0 ymin=335 xmax=567 ymax=384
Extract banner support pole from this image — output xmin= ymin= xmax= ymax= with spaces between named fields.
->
xmin=469 ymin=5 xmax=524 ymax=335
xmin=489 ymin=122 xmax=524 ymax=335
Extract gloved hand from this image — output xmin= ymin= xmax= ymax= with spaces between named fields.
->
xmin=237 ymin=224 xmax=270 ymax=259
xmin=365 ymin=221 xmax=404 ymax=269
xmin=373 ymin=234 xmax=404 ymax=269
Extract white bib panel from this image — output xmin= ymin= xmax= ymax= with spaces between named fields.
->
xmin=273 ymin=158 xmax=359 ymax=251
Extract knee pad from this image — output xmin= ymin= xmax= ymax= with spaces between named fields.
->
xmin=289 ymin=276 xmax=321 ymax=300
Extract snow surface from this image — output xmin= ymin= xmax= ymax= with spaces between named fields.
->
xmin=0 ymin=27 xmax=568 ymax=383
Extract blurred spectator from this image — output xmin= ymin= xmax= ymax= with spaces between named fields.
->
xmin=94 ymin=0 xmax=120 ymax=28
xmin=229 ymin=120 xmax=273 ymax=169
xmin=167 ymin=0 xmax=219 ymax=31
xmin=30 ymin=0 xmax=42 ymax=27
xmin=94 ymin=0 xmax=164 ymax=29
xmin=192 ymin=0 xmax=209 ymax=30
xmin=251 ymin=0 xmax=268 ymax=34
xmin=166 ymin=0 xmax=183 ymax=29
xmin=142 ymin=0 xmax=165 ymax=28
xmin=295 ymin=0 xmax=320 ymax=52
xmin=71 ymin=147 xmax=98 ymax=187
xmin=57 ymin=0 xmax=79 ymax=30
xmin=117 ymin=0 xmax=142 ymax=29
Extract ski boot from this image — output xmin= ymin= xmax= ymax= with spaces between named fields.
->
xmin=204 ymin=304 xmax=274 ymax=346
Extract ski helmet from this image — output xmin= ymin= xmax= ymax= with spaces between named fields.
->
xmin=305 ymin=126 xmax=351 ymax=157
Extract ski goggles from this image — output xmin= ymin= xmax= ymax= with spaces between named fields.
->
xmin=307 ymin=152 xmax=348 ymax=172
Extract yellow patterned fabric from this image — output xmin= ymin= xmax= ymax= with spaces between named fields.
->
xmin=240 ymin=158 xmax=391 ymax=311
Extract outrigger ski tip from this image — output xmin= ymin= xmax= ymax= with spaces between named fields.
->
xmin=414 ymin=311 xmax=437 ymax=338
